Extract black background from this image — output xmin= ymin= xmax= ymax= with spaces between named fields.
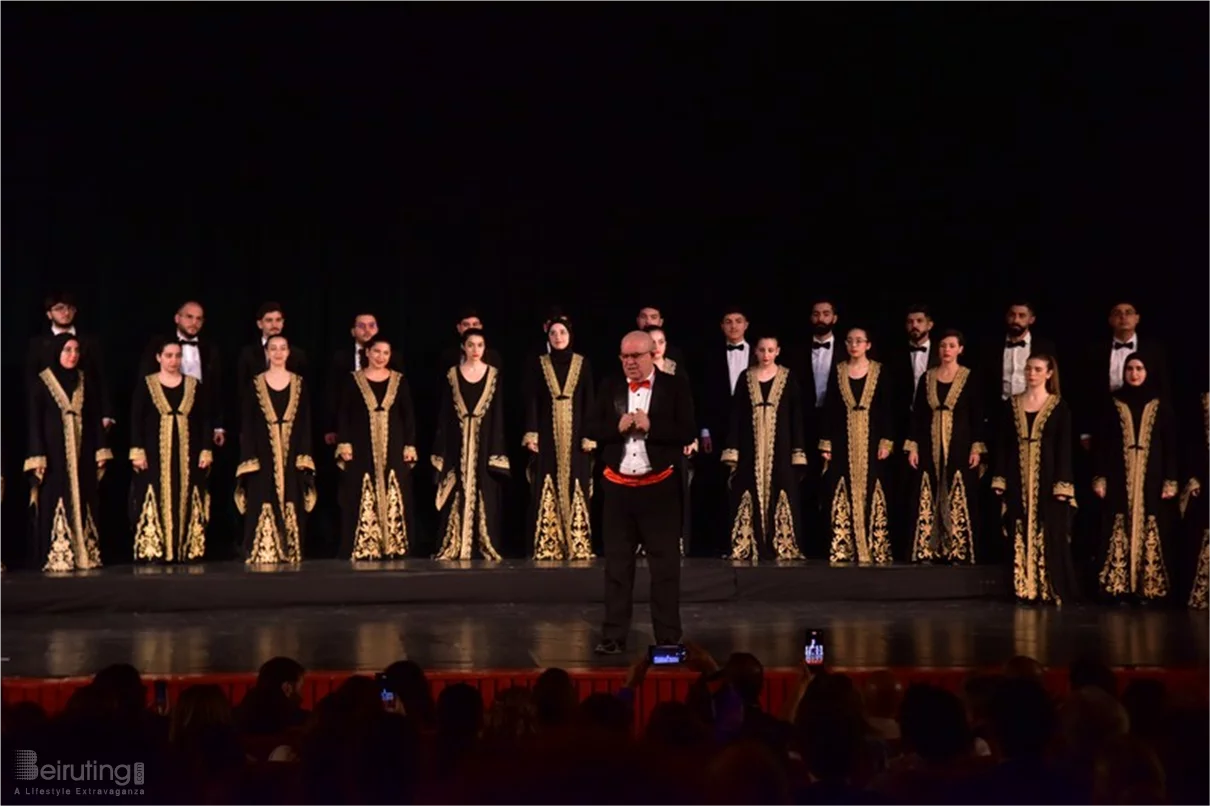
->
xmin=4 ymin=5 xmax=1206 ymax=563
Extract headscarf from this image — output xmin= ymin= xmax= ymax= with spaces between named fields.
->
xmin=546 ymin=317 xmax=573 ymax=364
xmin=44 ymin=332 xmax=81 ymax=394
xmin=1113 ymin=351 xmax=1157 ymax=409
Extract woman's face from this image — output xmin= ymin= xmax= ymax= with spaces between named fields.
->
xmin=157 ymin=344 xmax=182 ymax=373
xmin=59 ymin=339 xmax=80 ymax=371
xmin=1124 ymin=359 xmax=1147 ymax=387
xmin=845 ymin=329 xmax=869 ymax=360
xmin=649 ymin=330 xmax=667 ymax=361
xmin=938 ymin=336 xmax=963 ymax=363
xmin=367 ymin=341 xmax=391 ymax=369
xmin=1024 ymin=357 xmax=1053 ymax=389
xmin=756 ymin=338 xmax=779 ymax=366
xmin=266 ymin=337 xmax=290 ymax=368
xmin=463 ymin=335 xmax=485 ymax=362
xmin=548 ymin=323 xmax=570 ymax=351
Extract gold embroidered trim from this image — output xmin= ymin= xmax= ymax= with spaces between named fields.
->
xmin=746 ymin=366 xmax=790 ymax=542
xmin=38 ymin=369 xmax=95 ymax=568
xmin=720 ymin=448 xmax=739 ymax=465
xmin=488 ymin=455 xmax=510 ymax=471
xmin=948 ymin=471 xmax=974 ymax=563
xmin=729 ymin=490 xmax=756 ymax=560
xmin=430 ymin=454 xmax=443 ymax=472
xmin=234 ymin=484 xmax=247 ymax=516
xmin=478 ymin=493 xmax=502 ymax=561
xmin=143 ymin=375 xmax=199 ymax=562
xmin=911 ymin=473 xmax=934 ymax=562
xmin=237 ymin=459 xmax=261 ymax=477
xmin=1189 ymin=529 xmax=1208 ymax=609
xmin=43 ymin=497 xmax=75 ymax=572
xmin=580 ymin=438 xmax=597 ymax=452
xmin=246 ymin=503 xmax=283 ymax=564
xmin=296 ymin=455 xmax=315 ymax=472
xmin=869 ymin=480 xmax=892 ymax=564
xmin=925 ymin=366 xmax=970 ymax=488
xmin=971 ymin=441 xmax=988 ymax=455
xmin=133 ymin=485 xmax=164 ymax=561
xmin=877 ymin=439 xmax=893 ymax=454
xmin=568 ymin=479 xmax=593 ymax=559
xmin=522 ymin=431 xmax=539 ymax=447
xmin=791 ymin=449 xmax=808 ymax=466
xmin=1010 ymin=394 xmax=1059 ymax=600
xmin=818 ymin=440 xmax=833 ymax=453
xmin=96 ymin=448 xmax=113 ymax=463
xmin=1053 ymin=481 xmax=1075 ymax=498
xmin=902 ymin=440 xmax=918 ymax=454
xmin=1162 ymin=480 xmax=1178 ymax=498
xmin=836 ymin=361 xmax=882 ymax=563
xmin=990 ymin=475 xmax=1007 ymax=492
xmin=830 ymin=477 xmax=855 ymax=562
xmin=1113 ymin=398 xmax=1166 ymax=598
xmin=185 ymin=485 xmax=207 ymax=560
xmin=24 ymin=456 xmax=47 ymax=472
xmin=352 ymin=371 xmax=403 ymax=558
xmin=532 ymin=474 xmax=563 ymax=560
xmin=539 ymin=353 xmax=584 ymax=559
xmin=437 ymin=366 xmax=501 ymax=560
xmin=435 ymin=469 xmax=457 ymax=511
xmin=772 ymin=489 xmax=803 ymax=559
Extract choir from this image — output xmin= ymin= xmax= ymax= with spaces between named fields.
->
xmin=16 ymin=292 xmax=1209 ymax=609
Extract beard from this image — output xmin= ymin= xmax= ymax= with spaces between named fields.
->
xmin=907 ymin=328 xmax=925 ymax=343
xmin=812 ymin=322 xmax=833 ymax=337
xmin=1006 ymin=323 xmax=1026 ymax=338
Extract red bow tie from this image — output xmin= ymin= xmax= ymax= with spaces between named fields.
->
xmin=629 ymin=379 xmax=651 ymax=393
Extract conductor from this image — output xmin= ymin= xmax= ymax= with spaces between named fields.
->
xmin=591 ymin=330 xmax=696 ymax=655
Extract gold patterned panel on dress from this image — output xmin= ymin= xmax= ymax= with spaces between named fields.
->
xmin=946 ymin=471 xmax=974 ymax=563
xmin=868 ymin=480 xmax=892 ymax=564
xmin=1189 ymin=529 xmax=1209 ymax=610
xmin=925 ymin=366 xmax=970 ymax=490
xmin=835 ymin=361 xmax=882 ymax=563
xmin=184 ymin=486 xmax=207 ymax=560
xmin=39 ymin=369 xmax=95 ymax=569
xmin=911 ymin=474 xmax=935 ymax=562
xmin=247 ymin=503 xmax=285 ymax=564
xmin=1107 ymin=398 xmax=1169 ymax=598
xmin=729 ymin=490 xmax=756 ymax=560
xmin=134 ymin=486 xmax=164 ymax=561
xmin=533 ymin=475 xmax=564 ymax=559
xmin=568 ymin=480 xmax=594 ymax=559
xmin=352 ymin=473 xmax=385 ymax=560
xmin=43 ymin=497 xmax=76 ymax=573
xmin=1011 ymin=394 xmax=1059 ymax=601
xmin=746 ymin=367 xmax=789 ymax=544
xmin=539 ymin=353 xmax=586 ymax=557
xmin=772 ymin=489 xmax=803 ymax=559
xmin=352 ymin=371 xmax=405 ymax=558
xmin=445 ymin=366 xmax=500 ymax=560
xmin=829 ymin=478 xmax=855 ymax=563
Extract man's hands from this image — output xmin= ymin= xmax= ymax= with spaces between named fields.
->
xmin=618 ymin=410 xmax=651 ymax=435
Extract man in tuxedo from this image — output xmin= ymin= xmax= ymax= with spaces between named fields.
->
xmin=636 ymin=305 xmax=686 ymax=367
xmin=139 ymin=300 xmax=225 ymax=446
xmin=891 ymin=303 xmax=940 ymax=557
xmin=26 ymin=291 xmax=116 ymax=429
xmin=235 ymin=302 xmax=310 ymax=400
xmin=436 ymin=308 xmax=505 ymax=373
xmin=695 ymin=307 xmax=757 ymax=556
xmin=981 ymin=300 xmax=1058 ymax=412
xmin=323 ymin=311 xmax=402 ymax=446
xmin=591 ymin=330 xmax=696 ymax=655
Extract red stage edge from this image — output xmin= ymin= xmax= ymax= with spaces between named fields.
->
xmin=5 ymin=667 xmax=1207 ymax=728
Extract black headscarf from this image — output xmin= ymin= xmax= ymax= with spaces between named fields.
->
xmin=546 ymin=317 xmax=574 ymax=364
xmin=45 ymin=332 xmax=81 ymax=394
xmin=1113 ymin=351 xmax=1157 ymax=410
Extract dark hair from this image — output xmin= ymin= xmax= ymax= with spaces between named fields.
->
xmin=1006 ymin=300 xmax=1036 ymax=315
xmin=810 ymin=297 xmax=838 ymax=314
xmin=256 ymin=657 xmax=305 ymax=691
xmin=44 ymin=291 xmax=77 ymax=311
xmin=256 ymin=301 xmax=284 ymax=320
xmin=365 ymin=334 xmax=392 ymax=351
xmin=901 ymin=684 xmax=973 ymax=763
xmin=905 ymin=302 xmax=932 ymax=319
xmin=720 ymin=306 xmax=748 ymax=320
xmin=265 ymin=333 xmax=289 ymax=348
xmin=753 ymin=334 xmax=780 ymax=348
xmin=1028 ymin=353 xmax=1061 ymax=395
xmin=938 ymin=328 xmax=965 ymax=347
xmin=1069 ymin=657 xmax=1117 ymax=699
xmin=155 ymin=336 xmax=182 ymax=356
xmin=461 ymin=327 xmax=486 ymax=347
xmin=456 ymin=307 xmax=481 ymax=324
xmin=641 ymin=323 xmax=666 ymax=335
xmin=845 ymin=326 xmax=872 ymax=344
xmin=351 ymin=311 xmax=377 ymax=325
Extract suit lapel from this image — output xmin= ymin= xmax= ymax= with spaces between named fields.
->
xmin=613 ymin=376 xmax=628 ymax=416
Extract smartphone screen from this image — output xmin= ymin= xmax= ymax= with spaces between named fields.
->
xmin=376 ymin=673 xmax=395 ymax=704
xmin=804 ymin=630 xmax=826 ymax=666
xmin=648 ymin=644 xmax=687 ymax=666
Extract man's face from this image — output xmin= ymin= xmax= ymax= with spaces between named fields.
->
xmin=1005 ymin=305 xmax=1035 ymax=338
xmin=811 ymin=303 xmax=836 ymax=336
xmin=175 ymin=303 xmax=205 ymax=337
xmin=258 ymin=311 xmax=284 ymax=338
xmin=620 ymin=335 xmax=655 ymax=381
xmin=721 ymin=313 xmax=748 ymax=343
xmin=1108 ymin=304 xmax=1139 ymax=336
xmin=457 ymin=316 xmax=483 ymax=335
xmin=47 ymin=303 xmax=77 ymax=328
xmin=351 ymin=315 xmax=378 ymax=345
xmin=905 ymin=312 xmax=932 ymax=343
xmin=637 ymin=308 xmax=663 ymax=329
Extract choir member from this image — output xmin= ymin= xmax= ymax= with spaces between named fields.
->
xmin=336 ymin=334 xmax=417 ymax=560
xmin=1183 ymin=392 xmax=1208 ymax=609
xmin=323 ymin=312 xmax=401 ymax=446
xmin=795 ymin=298 xmax=846 ymax=557
xmin=130 ymin=339 xmax=213 ymax=563
xmin=235 ymin=302 xmax=309 ymax=397
xmin=27 ymin=292 xmax=116 ymax=430
xmin=590 ymin=330 xmax=696 ymax=655
xmin=818 ymin=328 xmax=894 ymax=564
xmin=991 ymin=355 xmax=1079 ymax=604
xmin=522 ymin=316 xmax=596 ymax=560
xmin=980 ymin=300 xmax=1058 ymax=411
xmin=905 ymin=330 xmax=985 ymax=564
xmin=721 ymin=335 xmax=808 ymax=560
xmin=436 ymin=309 xmax=505 ymax=373
xmin=25 ymin=333 xmax=110 ymax=571
xmin=236 ymin=335 xmax=316 ymax=565
xmin=139 ymin=300 xmax=226 ymax=447
xmin=891 ymin=304 xmax=939 ymax=557
xmin=636 ymin=305 xmax=686 ymax=366
xmin=1091 ymin=353 xmax=1178 ymax=603
xmin=647 ymin=324 xmax=696 ymax=556
xmin=432 ymin=329 xmax=509 ymax=561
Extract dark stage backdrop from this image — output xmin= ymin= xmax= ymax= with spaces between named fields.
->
xmin=3 ymin=6 xmax=1206 ymax=564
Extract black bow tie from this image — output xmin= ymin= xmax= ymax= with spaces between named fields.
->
xmin=812 ymin=342 xmax=831 ymax=350
xmin=178 ymin=338 xmax=198 ymax=346
xmin=726 ymin=344 xmax=745 ymax=352
xmin=1114 ymin=341 xmax=1135 ymax=351
xmin=908 ymin=345 xmax=927 ymax=353
xmin=1005 ymin=341 xmax=1027 ymax=349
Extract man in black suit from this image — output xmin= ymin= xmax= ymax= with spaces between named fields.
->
xmin=980 ymin=300 xmax=1058 ymax=413
xmin=235 ymin=302 xmax=309 ymax=399
xmin=27 ymin=291 xmax=116 ymax=429
xmin=890 ymin=303 xmax=940 ymax=558
xmin=591 ymin=330 xmax=696 ymax=655
xmin=436 ymin=308 xmax=505 ymax=374
xmin=139 ymin=300 xmax=225 ymax=445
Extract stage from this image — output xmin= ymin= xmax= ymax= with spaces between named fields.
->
xmin=1 ymin=558 xmax=1009 ymax=615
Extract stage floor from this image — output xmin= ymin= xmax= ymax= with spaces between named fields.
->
xmin=1 ymin=558 xmax=1008 ymax=614
xmin=2 ymin=599 xmax=1206 ymax=679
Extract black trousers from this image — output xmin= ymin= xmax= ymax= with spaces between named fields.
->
xmin=602 ymin=475 xmax=682 ymax=644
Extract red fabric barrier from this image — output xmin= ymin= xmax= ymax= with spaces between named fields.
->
xmin=4 ymin=666 xmax=1206 ymax=725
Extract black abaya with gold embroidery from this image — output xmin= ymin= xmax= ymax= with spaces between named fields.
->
xmin=904 ymin=366 xmax=984 ymax=563
xmin=523 ymin=350 xmax=595 ymax=560
xmin=336 ymin=370 xmax=417 ymax=560
xmin=130 ymin=375 xmax=213 ymax=563
xmin=432 ymin=365 xmax=509 ymax=561
xmin=26 ymin=365 xmax=110 ymax=571
xmin=1184 ymin=392 xmax=1208 ymax=609
xmin=818 ymin=361 xmax=894 ymax=564
xmin=1092 ymin=383 xmax=1179 ymax=602
xmin=721 ymin=366 xmax=808 ymax=560
xmin=236 ymin=373 xmax=317 ymax=564
xmin=991 ymin=394 xmax=1079 ymax=604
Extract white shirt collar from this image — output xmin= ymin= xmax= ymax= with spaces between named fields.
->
xmin=52 ymin=325 xmax=77 ymax=336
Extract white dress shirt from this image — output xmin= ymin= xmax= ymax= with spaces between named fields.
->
xmin=910 ymin=340 xmax=931 ymax=394
xmin=51 ymin=325 xmax=77 ymax=336
xmin=178 ymin=330 xmax=203 ymax=381
xmin=620 ymin=371 xmax=656 ymax=476
xmin=1109 ymin=335 xmax=1137 ymax=392
xmin=726 ymin=341 xmax=750 ymax=393
xmin=354 ymin=343 xmax=365 ymax=371
xmin=811 ymin=338 xmax=834 ymax=407
xmin=1000 ymin=332 xmax=1031 ymax=400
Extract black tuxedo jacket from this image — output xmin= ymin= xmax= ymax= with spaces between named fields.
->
xmin=979 ymin=333 xmax=1058 ymax=414
xmin=890 ymin=341 xmax=941 ymax=441
xmin=788 ymin=337 xmax=845 ymax=412
xmin=138 ymin=334 xmax=224 ymax=430
xmin=323 ymin=344 xmax=404 ymax=434
xmin=236 ymin=340 xmax=310 ymax=397
xmin=590 ymin=370 xmax=696 ymax=474
xmin=27 ymin=329 xmax=115 ymax=421
xmin=699 ymin=342 xmax=758 ymax=442
xmin=1074 ymin=335 xmax=1171 ymax=437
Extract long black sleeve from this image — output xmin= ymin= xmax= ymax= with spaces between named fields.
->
xmin=295 ymin=381 xmax=314 ymax=467
xmin=238 ymin=380 xmax=259 ymax=469
xmin=26 ymin=379 xmax=46 ymax=470
xmin=1159 ymin=400 xmax=1179 ymax=489
xmin=130 ymin=378 xmax=150 ymax=459
xmin=397 ymin=375 xmax=417 ymax=450
xmin=589 ymin=377 xmax=623 ymax=448
xmin=817 ymin=370 xmax=842 ymax=453
xmin=647 ymin=373 xmax=696 ymax=447
xmin=906 ymin=375 xmax=930 ymax=453
xmin=1052 ymin=400 xmax=1075 ymax=498
xmin=522 ymin=356 xmax=540 ymax=441
xmin=967 ymin=369 xmax=986 ymax=454
xmin=874 ymin=368 xmax=894 ymax=450
xmin=990 ymin=400 xmax=1011 ymax=488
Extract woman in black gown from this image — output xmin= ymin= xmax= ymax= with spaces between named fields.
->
xmin=721 ymin=335 xmax=808 ymax=560
xmin=648 ymin=324 xmax=696 ymax=556
xmin=433 ymin=329 xmax=510 ymax=561
xmin=818 ymin=327 xmax=895 ymax=565
xmin=130 ymin=339 xmax=213 ymax=563
xmin=336 ymin=334 xmax=417 ymax=560
xmin=237 ymin=335 xmax=317 ymax=564
xmin=25 ymin=333 xmax=110 ymax=571
xmin=522 ymin=317 xmax=595 ymax=560
xmin=905 ymin=330 xmax=984 ymax=564
xmin=1184 ymin=391 xmax=1208 ymax=609
xmin=991 ymin=354 xmax=1079 ymax=605
xmin=1092 ymin=353 xmax=1178 ymax=603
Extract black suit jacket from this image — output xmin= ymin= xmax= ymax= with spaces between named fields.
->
xmin=1075 ymin=335 xmax=1171 ymax=438
xmin=699 ymin=342 xmax=758 ymax=443
xmin=980 ymin=333 xmax=1058 ymax=415
xmin=323 ymin=344 xmax=404 ymax=434
xmin=590 ymin=370 xmax=696 ymax=474
xmin=236 ymin=340 xmax=310 ymax=397
xmin=27 ymin=328 xmax=115 ymax=421
xmin=890 ymin=341 xmax=941 ymax=441
xmin=138 ymin=334 xmax=224 ymax=430
xmin=788 ymin=337 xmax=845 ymax=416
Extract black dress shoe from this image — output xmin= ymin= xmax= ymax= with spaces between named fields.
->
xmin=594 ymin=639 xmax=626 ymax=655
